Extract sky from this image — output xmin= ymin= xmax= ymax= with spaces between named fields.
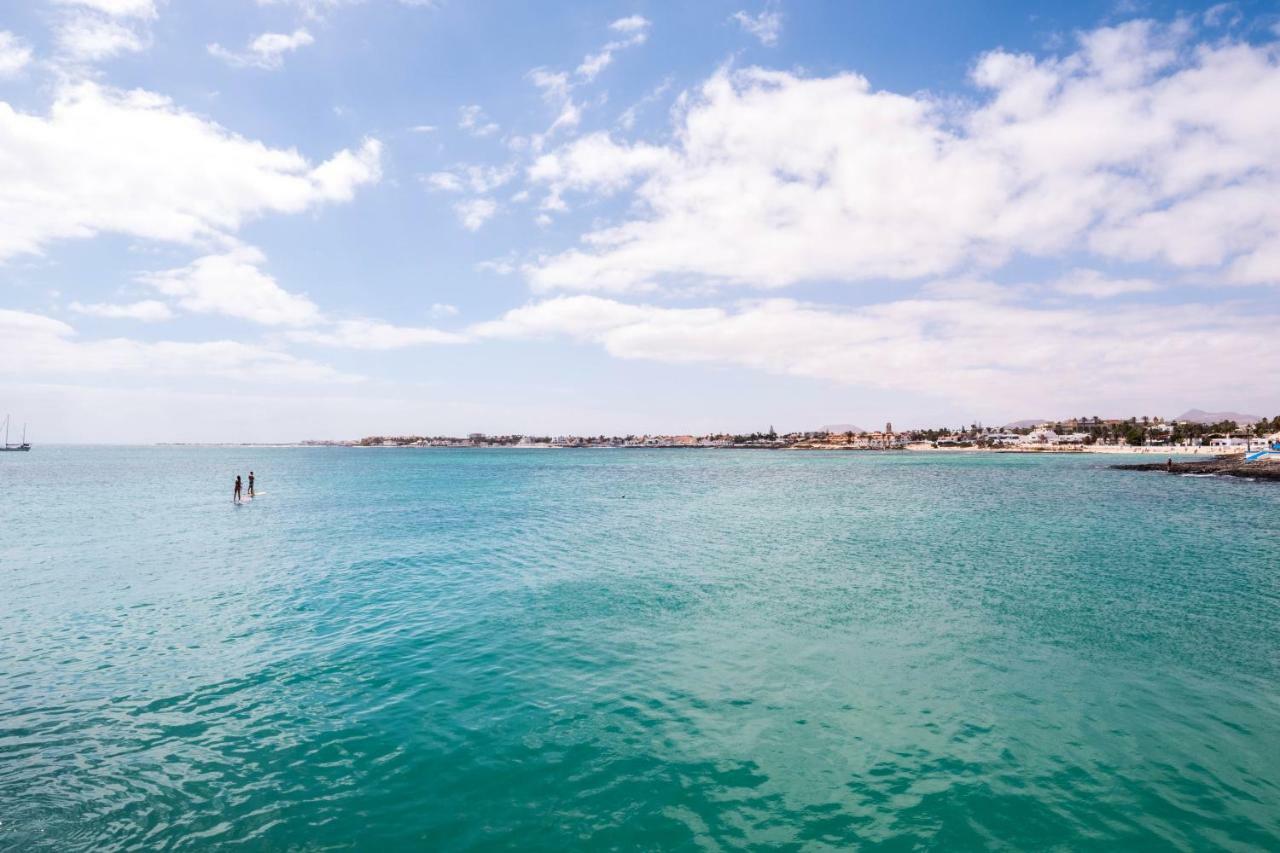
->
xmin=1 ymin=0 xmax=1279 ymax=442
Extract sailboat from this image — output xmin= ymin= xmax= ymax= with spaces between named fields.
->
xmin=2 ymin=415 xmax=31 ymax=452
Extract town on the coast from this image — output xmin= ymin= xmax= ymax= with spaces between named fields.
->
xmin=307 ymin=409 xmax=1280 ymax=455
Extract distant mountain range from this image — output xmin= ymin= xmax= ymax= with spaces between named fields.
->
xmin=821 ymin=423 xmax=865 ymax=434
xmin=1004 ymin=419 xmax=1050 ymax=429
xmin=1174 ymin=409 xmax=1262 ymax=425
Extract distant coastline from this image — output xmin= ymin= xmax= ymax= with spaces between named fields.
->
xmin=291 ymin=443 xmax=1248 ymax=456
xmin=292 ymin=413 xmax=1279 ymax=455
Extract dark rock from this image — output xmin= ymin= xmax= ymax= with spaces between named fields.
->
xmin=1112 ymin=457 xmax=1280 ymax=481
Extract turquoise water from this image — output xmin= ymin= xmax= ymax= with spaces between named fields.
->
xmin=2 ymin=447 xmax=1278 ymax=850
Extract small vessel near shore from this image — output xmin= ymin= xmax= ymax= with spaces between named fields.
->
xmin=2 ymin=415 xmax=31 ymax=452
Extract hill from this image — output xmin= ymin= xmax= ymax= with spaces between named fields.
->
xmin=1175 ymin=408 xmax=1262 ymax=425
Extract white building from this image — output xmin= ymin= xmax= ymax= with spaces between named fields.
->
xmin=1022 ymin=429 xmax=1059 ymax=444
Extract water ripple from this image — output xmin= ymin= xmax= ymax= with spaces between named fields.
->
xmin=1 ymin=447 xmax=1278 ymax=849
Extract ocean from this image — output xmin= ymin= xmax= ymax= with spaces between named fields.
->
xmin=2 ymin=447 xmax=1278 ymax=850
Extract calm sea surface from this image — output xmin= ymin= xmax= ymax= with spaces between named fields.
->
xmin=1 ymin=447 xmax=1278 ymax=850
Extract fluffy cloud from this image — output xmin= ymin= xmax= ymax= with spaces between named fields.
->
xmin=208 ymin=29 xmax=315 ymax=69
xmin=287 ymin=318 xmax=466 ymax=349
xmin=473 ymin=294 xmax=1280 ymax=413
xmin=0 ymin=82 xmax=381 ymax=261
xmin=455 ymin=198 xmax=498 ymax=231
xmin=256 ymin=0 xmax=438 ymax=15
xmin=525 ymin=69 xmax=581 ymax=151
xmin=51 ymin=0 xmax=156 ymax=17
xmin=528 ymin=132 xmax=672 ymax=213
xmin=458 ymin=104 xmax=499 ymax=137
xmin=527 ymin=21 xmax=1280 ymax=293
xmin=56 ymin=15 xmax=148 ymax=60
xmin=522 ymin=16 xmax=651 ymax=154
xmin=70 ymin=300 xmax=175 ymax=321
xmin=731 ymin=8 xmax=783 ymax=46
xmin=0 ymin=309 xmax=346 ymax=383
xmin=1050 ymin=269 xmax=1158 ymax=299
xmin=0 ymin=32 xmax=33 ymax=77
xmin=577 ymin=16 xmax=650 ymax=81
xmin=423 ymin=164 xmax=516 ymax=194
xmin=609 ymin=15 xmax=649 ymax=34
xmin=51 ymin=0 xmax=156 ymax=61
xmin=139 ymin=248 xmax=322 ymax=327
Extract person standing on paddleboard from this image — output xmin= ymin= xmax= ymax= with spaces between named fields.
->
xmin=248 ymin=471 xmax=255 ymax=498
xmin=234 ymin=475 xmax=242 ymax=504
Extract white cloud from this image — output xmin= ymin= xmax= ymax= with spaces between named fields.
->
xmin=473 ymin=294 xmax=1280 ymax=414
xmin=528 ymin=132 xmax=672 ymax=211
xmin=424 ymin=172 xmax=464 ymax=192
xmin=308 ymin=138 xmax=384 ymax=199
xmin=526 ymin=68 xmax=581 ymax=149
xmin=0 ymin=309 xmax=346 ymax=383
xmin=520 ymin=16 xmax=652 ymax=155
xmin=256 ymin=0 xmax=439 ymax=16
xmin=610 ymin=15 xmax=650 ymax=34
xmin=286 ymin=318 xmax=465 ymax=349
xmin=1050 ymin=268 xmax=1159 ymax=298
xmin=52 ymin=0 xmax=157 ymax=18
xmin=1202 ymin=3 xmax=1242 ymax=28
xmin=0 ymin=82 xmax=381 ymax=261
xmin=527 ymin=21 xmax=1280 ymax=294
xmin=731 ymin=8 xmax=783 ymax=46
xmin=617 ymin=77 xmax=673 ymax=131
xmin=454 ymin=198 xmax=497 ymax=231
xmin=0 ymin=32 xmax=33 ymax=77
xmin=576 ymin=51 xmax=613 ymax=82
xmin=139 ymin=247 xmax=323 ymax=326
xmin=476 ymin=258 xmax=516 ymax=275
xmin=208 ymin=29 xmax=315 ymax=70
xmin=56 ymin=14 xmax=148 ymax=60
xmin=423 ymin=164 xmax=516 ymax=194
xmin=529 ymin=68 xmax=571 ymax=103
xmin=575 ymin=15 xmax=650 ymax=82
xmin=409 ymin=124 xmax=436 ymax=133
xmin=458 ymin=104 xmax=499 ymax=137
xmin=463 ymin=164 xmax=516 ymax=192
xmin=69 ymin=299 xmax=174 ymax=321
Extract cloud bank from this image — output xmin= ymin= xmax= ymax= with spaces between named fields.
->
xmin=527 ymin=20 xmax=1280 ymax=294
xmin=0 ymin=82 xmax=381 ymax=261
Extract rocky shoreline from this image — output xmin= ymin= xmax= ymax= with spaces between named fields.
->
xmin=1112 ymin=457 xmax=1280 ymax=481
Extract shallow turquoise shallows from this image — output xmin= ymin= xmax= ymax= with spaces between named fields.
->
xmin=2 ymin=447 xmax=1278 ymax=850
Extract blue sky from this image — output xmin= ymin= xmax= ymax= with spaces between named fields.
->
xmin=1 ymin=0 xmax=1278 ymax=441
